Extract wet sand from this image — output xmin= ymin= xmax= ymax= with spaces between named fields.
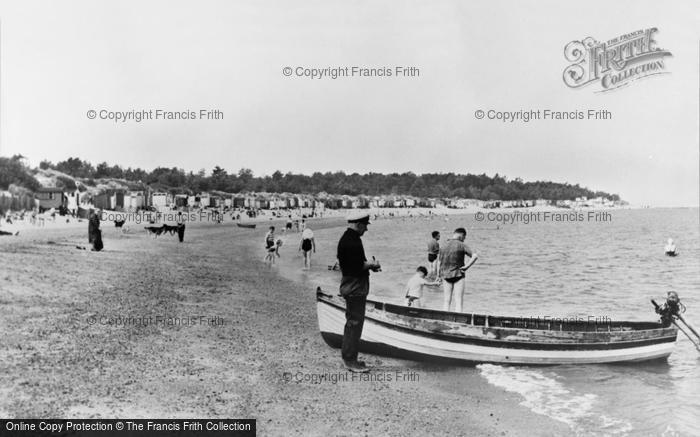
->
xmin=0 ymin=218 xmax=569 ymax=436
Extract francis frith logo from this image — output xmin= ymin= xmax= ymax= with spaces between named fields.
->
xmin=563 ymin=28 xmax=672 ymax=92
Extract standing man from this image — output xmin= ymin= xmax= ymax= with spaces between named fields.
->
xmin=427 ymin=231 xmax=441 ymax=278
xmin=439 ymin=227 xmax=478 ymax=312
xmin=337 ymin=212 xmax=381 ymax=373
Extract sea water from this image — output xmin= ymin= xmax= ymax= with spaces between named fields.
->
xmin=279 ymin=208 xmax=700 ymax=436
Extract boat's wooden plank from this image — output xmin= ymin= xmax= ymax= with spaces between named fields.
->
xmin=317 ymin=294 xmax=676 ymax=346
xmin=373 ymin=307 xmax=676 ymax=344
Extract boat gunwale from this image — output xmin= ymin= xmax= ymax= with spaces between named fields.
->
xmin=316 ymin=289 xmax=673 ymax=335
xmin=317 ymin=294 xmax=678 ymax=351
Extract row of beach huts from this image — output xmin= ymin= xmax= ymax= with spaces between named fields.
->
xmin=2 ymin=184 xmax=621 ymax=215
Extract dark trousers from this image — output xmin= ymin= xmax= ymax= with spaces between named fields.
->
xmin=342 ymin=295 xmax=367 ymax=362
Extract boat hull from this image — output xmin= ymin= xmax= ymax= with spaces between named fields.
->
xmin=236 ymin=223 xmax=256 ymax=229
xmin=317 ymin=293 xmax=677 ymax=365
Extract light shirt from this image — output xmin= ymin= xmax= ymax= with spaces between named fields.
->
xmin=405 ymin=274 xmax=429 ymax=298
xmin=439 ymin=238 xmax=474 ymax=280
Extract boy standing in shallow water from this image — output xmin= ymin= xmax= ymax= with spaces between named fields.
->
xmin=405 ymin=266 xmax=441 ymax=308
xmin=427 ymin=231 xmax=440 ymax=278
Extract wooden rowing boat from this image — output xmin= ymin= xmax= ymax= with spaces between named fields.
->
xmin=316 ymin=288 xmax=678 ymax=365
xmin=236 ymin=223 xmax=256 ymax=229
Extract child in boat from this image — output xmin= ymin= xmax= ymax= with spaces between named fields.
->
xmin=405 ymin=266 xmax=441 ymax=307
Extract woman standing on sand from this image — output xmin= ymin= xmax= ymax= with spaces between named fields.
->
xmin=264 ymin=226 xmax=276 ymax=265
xmin=298 ymin=226 xmax=315 ymax=270
xmin=88 ymin=209 xmax=103 ymax=251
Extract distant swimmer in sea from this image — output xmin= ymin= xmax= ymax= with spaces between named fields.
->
xmin=427 ymin=231 xmax=440 ymax=279
xmin=439 ymin=227 xmax=478 ymax=312
xmin=405 ymin=266 xmax=441 ymax=308
xmin=664 ymin=238 xmax=678 ymax=257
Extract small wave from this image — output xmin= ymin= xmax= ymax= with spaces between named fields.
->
xmin=478 ymin=364 xmax=632 ymax=436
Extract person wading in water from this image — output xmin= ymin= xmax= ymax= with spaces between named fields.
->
xmin=439 ymin=227 xmax=477 ymax=312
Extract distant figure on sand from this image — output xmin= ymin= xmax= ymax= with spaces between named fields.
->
xmin=439 ymin=228 xmax=477 ymax=312
xmin=405 ymin=266 xmax=441 ymax=308
xmin=264 ymin=226 xmax=276 ymax=264
xmin=665 ymin=239 xmax=678 ymax=257
xmin=337 ymin=212 xmax=381 ymax=373
xmin=285 ymin=216 xmax=293 ymax=233
xmin=299 ymin=226 xmax=316 ymax=270
xmin=88 ymin=209 xmax=103 ymax=252
xmin=427 ymin=231 xmax=440 ymax=278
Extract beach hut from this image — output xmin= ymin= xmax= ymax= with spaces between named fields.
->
xmin=198 ymin=193 xmax=211 ymax=208
xmin=174 ymin=194 xmax=188 ymax=208
xmin=124 ymin=191 xmax=145 ymax=210
xmin=150 ymin=192 xmax=169 ymax=210
xmin=312 ymin=199 xmax=325 ymax=211
xmin=35 ymin=187 xmax=65 ymax=211
xmin=233 ymin=197 xmax=245 ymax=208
xmin=257 ymin=198 xmax=270 ymax=209
xmin=210 ymin=196 xmax=222 ymax=208
xmin=115 ymin=190 xmax=125 ymax=209
xmin=65 ymin=188 xmax=81 ymax=215
xmin=93 ymin=191 xmax=117 ymax=210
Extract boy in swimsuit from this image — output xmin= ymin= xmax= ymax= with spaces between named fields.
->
xmin=427 ymin=231 xmax=440 ymax=278
xmin=405 ymin=266 xmax=441 ymax=308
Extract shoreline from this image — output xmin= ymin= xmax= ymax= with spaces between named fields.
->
xmin=238 ymin=219 xmax=573 ymax=435
xmin=0 ymin=219 xmax=570 ymax=435
xmin=0 ymin=202 xmax=663 ymax=236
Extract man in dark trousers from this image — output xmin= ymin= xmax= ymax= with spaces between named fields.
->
xmin=337 ymin=212 xmax=381 ymax=373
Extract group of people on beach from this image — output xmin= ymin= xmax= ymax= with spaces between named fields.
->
xmin=334 ymin=212 xmax=478 ymax=372
xmin=404 ymin=228 xmax=478 ymax=312
xmin=263 ymin=222 xmax=316 ymax=269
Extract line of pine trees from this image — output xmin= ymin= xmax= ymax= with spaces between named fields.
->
xmin=0 ymin=155 xmax=620 ymax=202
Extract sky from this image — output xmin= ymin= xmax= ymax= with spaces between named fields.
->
xmin=0 ymin=0 xmax=698 ymax=206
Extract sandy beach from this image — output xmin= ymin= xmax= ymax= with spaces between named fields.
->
xmin=0 ymin=217 xmax=570 ymax=436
